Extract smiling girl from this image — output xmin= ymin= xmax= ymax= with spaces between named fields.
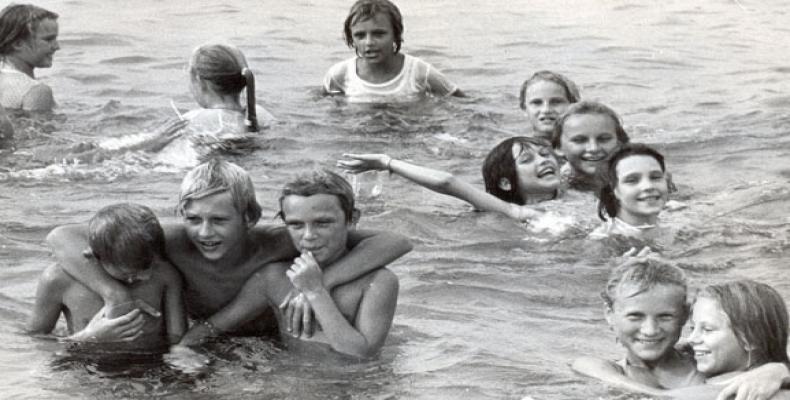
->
xmin=323 ymin=0 xmax=463 ymax=103
xmin=338 ymin=136 xmax=561 ymax=221
xmin=590 ymin=144 xmax=669 ymax=240
xmin=552 ymin=101 xmax=630 ymax=191
xmin=519 ymin=71 xmax=580 ymax=140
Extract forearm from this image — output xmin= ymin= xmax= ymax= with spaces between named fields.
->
xmin=323 ymin=230 xmax=411 ymax=289
xmin=388 ymin=158 xmax=457 ymax=194
xmin=46 ymin=225 xmax=128 ymax=302
xmin=304 ymin=288 xmax=372 ymax=358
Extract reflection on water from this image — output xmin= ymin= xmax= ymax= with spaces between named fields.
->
xmin=2 ymin=0 xmax=790 ymax=399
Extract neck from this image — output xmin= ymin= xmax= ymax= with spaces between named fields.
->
xmin=2 ymin=55 xmax=34 ymax=78
xmin=524 ymin=190 xmax=557 ymax=204
xmin=617 ymin=211 xmax=658 ymax=227
xmin=198 ymin=91 xmax=243 ymax=112
xmin=358 ymin=53 xmax=402 ymax=74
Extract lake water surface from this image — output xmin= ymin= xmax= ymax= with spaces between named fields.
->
xmin=1 ymin=0 xmax=789 ymax=399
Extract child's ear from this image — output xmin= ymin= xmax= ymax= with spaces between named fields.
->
xmin=497 ymin=178 xmax=512 ymax=192
xmin=350 ymin=209 xmax=361 ymax=228
xmin=245 ymin=215 xmax=257 ymax=230
xmin=604 ymin=306 xmax=615 ymax=327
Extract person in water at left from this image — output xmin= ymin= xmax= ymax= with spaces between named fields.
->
xmin=189 ymin=170 xmax=402 ymax=358
xmin=338 ymin=136 xmax=562 ymax=222
xmin=323 ymin=0 xmax=463 ymax=102
xmin=0 ymin=4 xmax=59 ymax=111
xmin=27 ymin=203 xmax=186 ymax=350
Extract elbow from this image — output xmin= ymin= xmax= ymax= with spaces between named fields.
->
xmin=434 ymin=174 xmax=458 ymax=195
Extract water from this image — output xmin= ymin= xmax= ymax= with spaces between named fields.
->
xmin=2 ymin=0 xmax=790 ymax=398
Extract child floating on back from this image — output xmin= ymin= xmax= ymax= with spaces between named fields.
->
xmin=323 ymin=0 xmax=463 ymax=103
xmin=27 ymin=203 xmax=186 ymax=351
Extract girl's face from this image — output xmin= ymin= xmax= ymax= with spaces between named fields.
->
xmin=512 ymin=143 xmax=560 ymax=197
xmin=350 ymin=13 xmax=396 ymax=65
xmin=558 ymin=113 xmax=620 ymax=177
xmin=613 ymin=155 xmax=668 ymax=225
xmin=524 ymin=80 xmax=570 ymax=139
xmin=606 ymin=283 xmax=687 ymax=366
xmin=688 ymin=297 xmax=750 ymax=377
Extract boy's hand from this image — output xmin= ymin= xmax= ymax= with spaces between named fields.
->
xmin=715 ymin=362 xmax=790 ymax=400
xmin=279 ymin=289 xmax=315 ymax=338
xmin=164 ymin=345 xmax=210 ymax=374
xmin=179 ymin=320 xmax=219 ymax=346
xmin=286 ymin=252 xmax=325 ymax=294
xmin=71 ymin=306 xmax=146 ymax=342
xmin=337 ymin=153 xmax=391 ymax=173
xmin=106 ymin=299 xmax=161 ymax=319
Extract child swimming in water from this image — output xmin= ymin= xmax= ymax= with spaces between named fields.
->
xmin=552 ymin=101 xmax=630 ymax=191
xmin=589 ymin=143 xmax=669 ymax=240
xmin=519 ymin=71 xmax=580 ymax=141
xmin=572 ymin=259 xmax=790 ymax=399
xmin=27 ymin=203 xmax=186 ymax=350
xmin=338 ymin=136 xmax=560 ymax=221
xmin=323 ymin=0 xmax=463 ymax=103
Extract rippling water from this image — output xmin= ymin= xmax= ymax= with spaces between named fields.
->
xmin=2 ymin=0 xmax=789 ymax=399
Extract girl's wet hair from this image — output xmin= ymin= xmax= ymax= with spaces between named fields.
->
xmin=482 ymin=136 xmax=555 ymax=205
xmin=602 ymin=258 xmax=688 ymax=312
xmin=343 ymin=0 xmax=404 ymax=54
xmin=518 ymin=70 xmax=581 ymax=110
xmin=697 ymin=280 xmax=789 ymax=368
xmin=177 ymin=158 xmax=262 ymax=225
xmin=0 ymin=4 xmax=58 ymax=55
xmin=88 ymin=203 xmax=165 ymax=272
xmin=551 ymin=101 xmax=629 ymax=149
xmin=596 ymin=143 xmax=666 ymax=221
xmin=190 ymin=43 xmax=258 ymax=132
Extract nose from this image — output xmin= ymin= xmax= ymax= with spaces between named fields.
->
xmin=302 ymin=224 xmax=318 ymax=240
xmin=687 ymin=326 xmax=702 ymax=344
xmin=198 ymin=220 xmax=214 ymax=237
xmin=586 ymin=140 xmax=600 ymax=152
xmin=640 ymin=317 xmax=660 ymax=336
xmin=53 ymin=40 xmax=60 ymax=51
xmin=540 ymin=102 xmax=550 ymax=113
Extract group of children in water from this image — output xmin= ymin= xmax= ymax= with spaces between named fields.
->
xmin=3 ymin=0 xmax=789 ymax=398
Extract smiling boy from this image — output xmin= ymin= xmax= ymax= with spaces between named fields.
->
xmin=46 ymin=159 xmax=411 ymax=344
xmin=0 ymin=4 xmax=59 ymax=111
xmin=197 ymin=170 xmax=400 ymax=358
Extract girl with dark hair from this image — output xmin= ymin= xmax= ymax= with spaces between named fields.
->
xmin=323 ymin=0 xmax=463 ymax=102
xmin=338 ymin=136 xmax=561 ymax=221
xmin=589 ymin=143 xmax=669 ymax=240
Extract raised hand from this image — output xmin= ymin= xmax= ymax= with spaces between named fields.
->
xmin=337 ymin=153 xmax=392 ymax=174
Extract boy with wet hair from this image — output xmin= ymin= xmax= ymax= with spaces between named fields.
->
xmin=199 ymin=169 xmax=401 ymax=358
xmin=46 ymin=159 xmax=411 ymax=344
xmin=27 ymin=203 xmax=186 ymax=348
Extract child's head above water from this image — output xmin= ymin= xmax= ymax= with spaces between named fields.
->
xmin=278 ymin=169 xmax=358 ymax=224
xmin=690 ymin=280 xmax=789 ymax=376
xmin=519 ymin=71 xmax=580 ymax=139
xmin=0 ymin=4 xmax=59 ymax=56
xmin=188 ymin=43 xmax=258 ymax=131
xmin=87 ymin=203 xmax=165 ymax=284
xmin=553 ymin=101 xmax=630 ymax=181
xmin=177 ymin=158 xmax=262 ymax=225
xmin=597 ymin=143 xmax=668 ymax=225
xmin=343 ymin=0 xmax=404 ymax=55
xmin=482 ymin=136 xmax=560 ymax=205
xmin=603 ymin=258 xmax=689 ymax=364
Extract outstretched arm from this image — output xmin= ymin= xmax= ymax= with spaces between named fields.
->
xmin=338 ymin=154 xmax=537 ymax=220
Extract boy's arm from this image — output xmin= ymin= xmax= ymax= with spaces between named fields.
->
xmin=46 ymin=225 xmax=132 ymax=311
xmin=571 ymin=356 xmax=664 ymax=396
xmin=289 ymin=252 xmax=398 ymax=358
xmin=22 ymin=84 xmax=55 ymax=112
xmin=714 ymin=362 xmax=790 ymax=400
xmin=159 ymin=260 xmax=187 ymax=344
xmin=26 ymin=265 xmax=66 ymax=335
xmin=179 ymin=265 xmax=279 ymax=346
xmin=323 ymin=229 xmax=411 ymax=289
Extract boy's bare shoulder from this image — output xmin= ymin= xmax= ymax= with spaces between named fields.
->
xmin=38 ymin=264 xmax=77 ymax=293
xmin=151 ymin=258 xmax=183 ymax=284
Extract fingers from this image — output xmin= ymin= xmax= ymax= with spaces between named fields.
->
xmin=290 ymin=297 xmax=303 ymax=337
xmin=134 ymin=299 xmax=161 ymax=318
xmin=302 ymin=301 xmax=314 ymax=338
xmin=283 ymin=293 xmax=295 ymax=333
xmin=636 ymin=246 xmax=652 ymax=257
xmin=278 ymin=289 xmax=296 ymax=311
